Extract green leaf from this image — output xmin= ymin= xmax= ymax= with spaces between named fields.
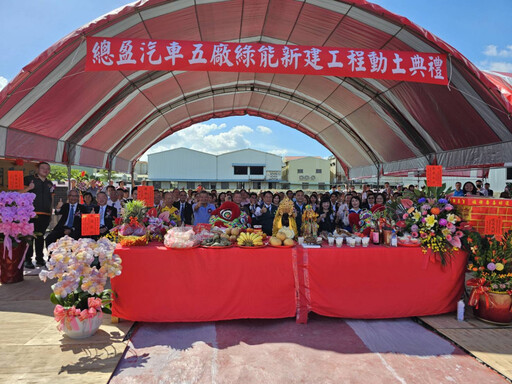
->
xmin=50 ymin=292 xmax=63 ymax=305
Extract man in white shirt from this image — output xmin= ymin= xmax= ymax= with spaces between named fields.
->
xmin=106 ymin=185 xmax=122 ymax=216
xmin=94 ymin=191 xmax=117 ymax=236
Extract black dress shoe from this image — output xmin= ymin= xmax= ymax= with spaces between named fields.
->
xmin=24 ymin=261 xmax=35 ymax=269
xmin=36 ymin=260 xmax=46 ymax=267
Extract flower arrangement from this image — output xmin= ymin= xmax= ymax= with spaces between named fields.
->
xmin=39 ymin=236 xmax=122 ymax=332
xmin=146 ymin=208 xmax=176 ymax=242
xmin=389 ymin=184 xmax=466 ymax=264
xmin=466 ymin=230 xmax=512 ymax=297
xmin=118 ymin=200 xmax=147 ymax=236
xmin=0 ymin=191 xmax=36 ymax=258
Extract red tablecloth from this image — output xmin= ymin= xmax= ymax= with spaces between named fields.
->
xmin=112 ymin=244 xmax=466 ymax=323
xmin=111 ymin=245 xmax=297 ymax=322
xmin=298 ymin=246 xmax=467 ymax=321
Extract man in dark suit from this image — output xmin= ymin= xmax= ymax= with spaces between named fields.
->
xmin=92 ymin=191 xmax=118 ymax=237
xmin=45 ymin=190 xmax=86 ymax=248
xmin=294 ymin=190 xmax=306 ymax=236
xmin=255 ymin=191 xmax=277 ymax=236
xmin=173 ymin=190 xmax=193 ymax=225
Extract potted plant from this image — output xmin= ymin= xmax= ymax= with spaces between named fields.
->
xmin=39 ymin=236 xmax=122 ymax=338
xmin=466 ymin=230 xmax=512 ymax=324
xmin=0 ymin=191 xmax=36 ymax=283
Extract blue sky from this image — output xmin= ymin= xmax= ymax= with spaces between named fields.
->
xmin=1 ymin=0 xmax=511 ymax=161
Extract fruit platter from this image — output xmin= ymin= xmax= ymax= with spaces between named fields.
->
xmin=237 ymin=231 xmax=266 ymax=248
xmin=164 ymin=227 xmax=199 ymax=248
xmin=269 ymin=228 xmax=296 ymax=248
xmin=201 ymin=233 xmax=232 ymax=248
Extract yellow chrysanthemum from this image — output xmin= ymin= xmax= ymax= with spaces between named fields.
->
xmin=495 ymin=263 xmax=504 ymax=271
xmin=413 ymin=210 xmax=422 ymax=221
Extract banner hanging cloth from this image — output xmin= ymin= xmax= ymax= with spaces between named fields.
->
xmin=137 ymin=186 xmax=154 ymax=208
xmin=426 ymin=165 xmax=443 ymax=187
xmin=7 ymin=171 xmax=24 ymax=190
xmin=86 ymin=37 xmax=448 ymax=85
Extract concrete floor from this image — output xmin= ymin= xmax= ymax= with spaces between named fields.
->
xmin=111 ymin=315 xmax=508 ymax=384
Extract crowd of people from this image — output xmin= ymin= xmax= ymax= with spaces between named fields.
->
xmin=22 ymin=161 xmax=510 ymax=268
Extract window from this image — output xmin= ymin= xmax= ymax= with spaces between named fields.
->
xmin=281 ymin=183 xmax=290 ymax=190
xmin=250 ymin=166 xmax=264 ymax=175
xmin=221 ymin=182 xmax=230 ymax=189
xmin=210 ymin=183 xmax=216 ymax=190
xmin=153 ymin=181 xmax=161 ymax=190
xmin=237 ymin=182 xmax=245 ymax=189
xmin=318 ymin=183 xmax=326 ymax=191
xmin=507 ymin=168 xmax=512 ymax=180
xmin=186 ymin=182 xmax=195 ymax=189
xmin=297 ymin=169 xmax=303 ymax=174
xmin=268 ymin=182 xmax=274 ymax=189
xmin=234 ymin=166 xmax=248 ymax=175
xmin=253 ymin=182 xmax=261 ymax=189
xmin=201 ymin=182 xmax=210 ymax=190
xmin=316 ymin=169 xmax=322 ymax=174
xmin=302 ymin=182 xmax=309 ymax=190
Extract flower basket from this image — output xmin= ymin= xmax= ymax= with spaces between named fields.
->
xmin=0 ymin=241 xmax=28 ymax=284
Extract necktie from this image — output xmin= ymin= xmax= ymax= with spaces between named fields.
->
xmin=100 ymin=206 xmax=105 ymax=226
xmin=180 ymin=203 xmax=185 ymax=221
xmin=66 ymin=205 xmax=75 ymax=227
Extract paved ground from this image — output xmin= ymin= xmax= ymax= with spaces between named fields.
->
xmin=111 ymin=315 xmax=508 ymax=384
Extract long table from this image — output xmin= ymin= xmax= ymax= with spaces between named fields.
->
xmin=112 ymin=244 xmax=467 ymax=323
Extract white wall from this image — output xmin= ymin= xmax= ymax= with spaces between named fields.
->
xmin=148 ymin=148 xmax=216 ymax=181
xmin=217 ymin=149 xmax=282 ymax=181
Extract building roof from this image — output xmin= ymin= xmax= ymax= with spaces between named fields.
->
xmin=0 ymin=0 xmax=511 ymax=178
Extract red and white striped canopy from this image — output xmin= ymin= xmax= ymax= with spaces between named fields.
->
xmin=1 ymin=0 xmax=511 ymax=178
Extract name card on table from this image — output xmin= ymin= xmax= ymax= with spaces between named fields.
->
xmin=484 ymin=216 xmax=503 ymax=237
xmin=8 ymin=170 xmax=24 ymax=190
xmin=426 ymin=165 xmax=442 ymax=187
xmin=82 ymin=214 xmax=100 ymax=236
xmin=137 ymin=186 xmax=154 ymax=207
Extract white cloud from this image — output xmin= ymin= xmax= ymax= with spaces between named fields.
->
xmin=140 ymin=122 xmax=253 ymax=160
xmin=479 ymin=60 xmax=512 ymax=73
xmin=0 ymin=76 xmax=8 ymax=91
xmin=257 ymin=125 xmax=272 ymax=134
xmin=269 ymin=148 xmax=288 ymax=157
xmin=483 ymin=44 xmax=512 ymax=58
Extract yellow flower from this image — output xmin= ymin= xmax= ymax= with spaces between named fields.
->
xmin=413 ymin=210 xmax=422 ymax=221
xmin=425 ymin=215 xmax=437 ymax=228
xmin=496 ymin=263 xmax=504 ymax=271
xmin=442 ymin=228 xmax=450 ymax=237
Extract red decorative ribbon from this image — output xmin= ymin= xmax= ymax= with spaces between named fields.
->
xmin=467 ymin=278 xmax=490 ymax=309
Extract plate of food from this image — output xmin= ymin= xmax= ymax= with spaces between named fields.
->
xmin=237 ymin=244 xmax=267 ymax=249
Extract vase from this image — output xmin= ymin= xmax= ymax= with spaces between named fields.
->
xmin=0 ymin=241 xmax=27 ymax=284
xmin=62 ymin=312 xmax=103 ymax=339
xmin=473 ymin=291 xmax=512 ymax=325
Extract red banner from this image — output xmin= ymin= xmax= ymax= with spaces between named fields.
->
xmin=426 ymin=165 xmax=443 ymax=187
xmin=82 ymin=214 xmax=100 ymax=236
xmin=8 ymin=170 xmax=24 ymax=190
xmin=86 ymin=37 xmax=448 ymax=85
xmin=137 ymin=186 xmax=154 ymax=208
